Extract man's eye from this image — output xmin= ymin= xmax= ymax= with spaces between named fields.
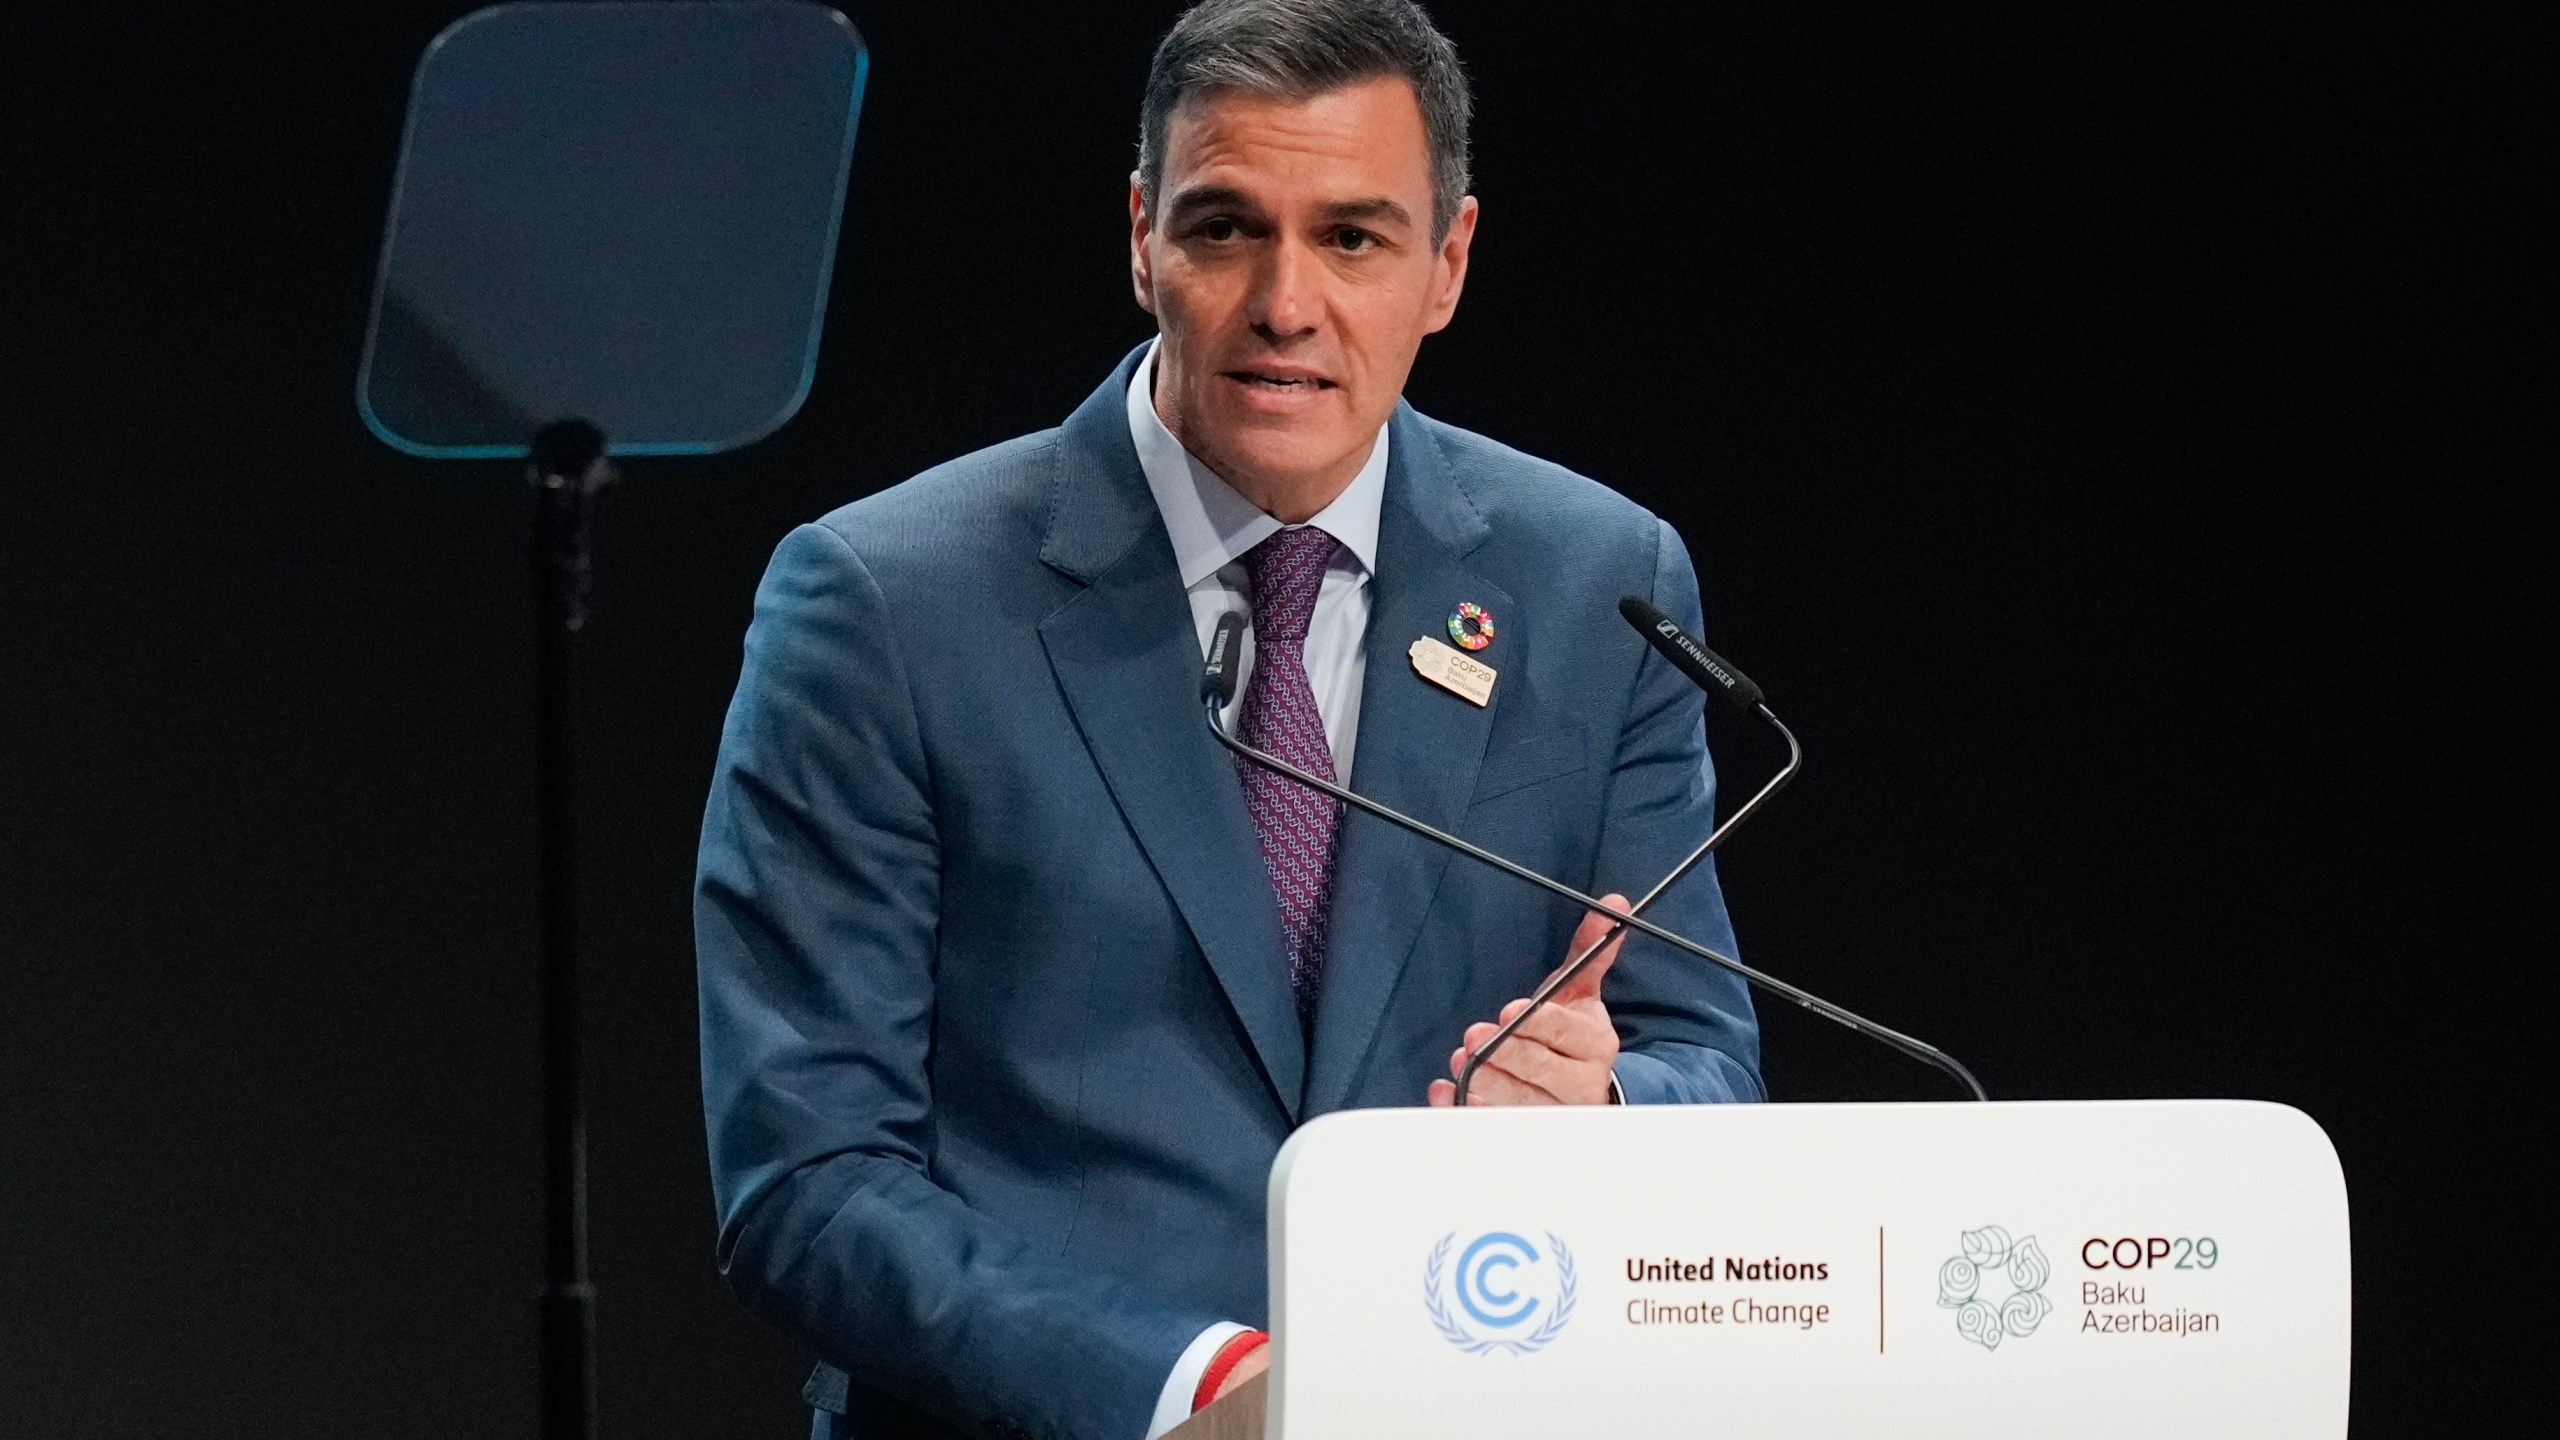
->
xmin=1196 ymin=218 xmax=1239 ymax=242
xmin=1335 ymin=228 xmax=1375 ymax=252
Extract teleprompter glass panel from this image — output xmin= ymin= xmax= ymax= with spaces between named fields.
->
xmin=358 ymin=2 xmax=867 ymax=458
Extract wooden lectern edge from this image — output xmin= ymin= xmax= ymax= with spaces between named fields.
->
xmin=1162 ymin=1370 xmax=1267 ymax=1440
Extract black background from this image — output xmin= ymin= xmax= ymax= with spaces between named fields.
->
xmin=4 ymin=1 xmax=2537 ymax=1435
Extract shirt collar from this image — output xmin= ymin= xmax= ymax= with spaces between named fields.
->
xmin=1126 ymin=337 xmax=1388 ymax=589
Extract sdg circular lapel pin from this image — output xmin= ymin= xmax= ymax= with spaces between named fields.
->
xmin=1411 ymin=600 xmax=1498 ymax=706
xmin=1447 ymin=601 xmax=1495 ymax=651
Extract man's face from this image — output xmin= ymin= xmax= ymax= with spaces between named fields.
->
xmin=1132 ymin=75 xmax=1476 ymax=516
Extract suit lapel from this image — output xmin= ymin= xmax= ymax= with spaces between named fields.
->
xmin=1304 ymin=408 xmax=1507 ymax=1114
xmin=1038 ymin=350 xmax=1305 ymax=1122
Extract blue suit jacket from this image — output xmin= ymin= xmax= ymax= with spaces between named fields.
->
xmin=696 ymin=348 xmax=1762 ymax=1440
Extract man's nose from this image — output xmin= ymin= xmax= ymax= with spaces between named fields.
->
xmin=1247 ymin=236 xmax=1322 ymax=339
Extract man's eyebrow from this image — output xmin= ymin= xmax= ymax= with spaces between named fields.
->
xmin=1160 ymin=188 xmax=1415 ymax=229
xmin=1323 ymin=196 xmax=1414 ymax=227
xmin=1165 ymin=184 xmax=1261 ymax=219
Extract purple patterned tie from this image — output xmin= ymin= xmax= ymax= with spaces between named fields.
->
xmin=1236 ymin=525 xmax=1344 ymax=1024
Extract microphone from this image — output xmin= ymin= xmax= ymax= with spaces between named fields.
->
xmin=1202 ymin=609 xmax=1245 ymax=707
xmin=1618 ymin=596 xmax=1762 ymax=712
xmin=1199 ymin=607 xmax=1988 ymax=1103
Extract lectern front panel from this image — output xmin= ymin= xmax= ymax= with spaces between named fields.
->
xmin=1267 ymin=1101 xmax=2348 ymax=1438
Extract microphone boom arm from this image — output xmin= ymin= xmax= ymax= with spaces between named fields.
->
xmin=1201 ymin=695 xmax=1988 ymax=1103
xmin=1455 ymin=701 xmax=1797 ymax=1106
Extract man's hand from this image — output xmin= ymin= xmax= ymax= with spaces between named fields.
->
xmin=1427 ymin=894 xmax=1628 ymax=1107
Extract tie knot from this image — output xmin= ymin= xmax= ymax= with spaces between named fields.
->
xmin=1244 ymin=525 xmax=1336 ymax=645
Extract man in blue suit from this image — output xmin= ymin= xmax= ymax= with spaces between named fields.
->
xmin=696 ymin=2 xmax=1762 ymax=1436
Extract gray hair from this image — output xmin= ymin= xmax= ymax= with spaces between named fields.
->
xmin=1137 ymin=0 xmax=1473 ymax=243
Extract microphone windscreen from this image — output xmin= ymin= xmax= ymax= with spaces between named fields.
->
xmin=1619 ymin=596 xmax=1766 ymax=712
xmin=1202 ymin=612 xmax=1246 ymax=706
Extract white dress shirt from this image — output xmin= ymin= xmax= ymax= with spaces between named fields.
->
xmin=1130 ymin=339 xmax=1389 ymax=1435
xmin=1126 ymin=338 xmax=1389 ymax=784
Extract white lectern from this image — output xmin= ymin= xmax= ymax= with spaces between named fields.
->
xmin=1177 ymin=1101 xmax=2348 ymax=1439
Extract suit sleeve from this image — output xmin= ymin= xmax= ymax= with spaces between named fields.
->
xmin=1595 ymin=519 xmax=1768 ymax=1105
xmin=695 ymin=522 xmax=1219 ymax=1440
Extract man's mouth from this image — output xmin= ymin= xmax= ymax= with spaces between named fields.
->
xmin=1224 ymin=368 xmax=1335 ymax=391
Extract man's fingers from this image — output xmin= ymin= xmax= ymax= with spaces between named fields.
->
xmin=1428 ymin=1078 xmax=1456 ymax=1106
xmin=1549 ymin=893 xmax=1631 ymax=1005
xmin=1463 ymin=1004 xmax=1613 ymax=1065
xmin=1435 ymin=894 xmax=1631 ymax=1108
xmin=1453 ymin=1032 xmax=1578 ymax=1103
xmin=1449 ymin=1061 xmax=1565 ymax=1107
xmin=1448 ymin=1035 xmax=1567 ymax=1101
xmin=1440 ymin=1029 xmax=1617 ymax=1105
xmin=1498 ymin=998 xmax=1620 ymax=1062
xmin=1454 ymin=994 xmax=1607 ymax=1071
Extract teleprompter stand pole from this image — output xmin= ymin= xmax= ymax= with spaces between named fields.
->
xmin=528 ymin=418 xmax=614 ymax=1440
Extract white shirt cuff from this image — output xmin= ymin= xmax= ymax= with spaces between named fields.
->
xmin=1147 ymin=1321 xmax=1253 ymax=1439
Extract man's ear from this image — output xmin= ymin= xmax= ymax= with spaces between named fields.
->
xmin=1129 ymin=173 xmax=1158 ymax=316
xmin=1422 ymin=194 xmax=1480 ymax=335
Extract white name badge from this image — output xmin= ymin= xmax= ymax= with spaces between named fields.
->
xmin=1266 ymin=1102 xmax=2348 ymax=1439
xmin=1409 ymin=636 xmax=1496 ymax=706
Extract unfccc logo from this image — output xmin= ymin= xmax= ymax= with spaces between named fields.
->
xmin=1423 ymin=1231 xmax=1578 ymax=1354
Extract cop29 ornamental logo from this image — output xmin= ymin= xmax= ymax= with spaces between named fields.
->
xmin=1423 ymin=1231 xmax=1578 ymax=1354
xmin=1937 ymin=1225 xmax=2053 ymax=1351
